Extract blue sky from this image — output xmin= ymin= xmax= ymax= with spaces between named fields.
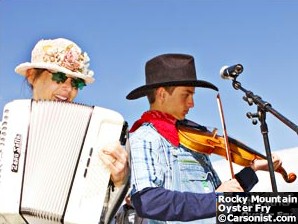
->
xmin=0 ymin=0 xmax=297 ymax=161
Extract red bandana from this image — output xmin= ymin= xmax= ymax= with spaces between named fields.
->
xmin=129 ymin=110 xmax=179 ymax=147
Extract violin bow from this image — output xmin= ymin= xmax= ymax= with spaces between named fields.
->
xmin=216 ymin=93 xmax=235 ymax=179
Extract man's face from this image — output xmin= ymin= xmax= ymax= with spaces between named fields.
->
xmin=29 ymin=70 xmax=78 ymax=102
xmin=163 ymin=86 xmax=195 ymax=120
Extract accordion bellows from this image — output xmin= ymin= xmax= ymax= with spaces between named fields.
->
xmin=0 ymin=100 xmax=128 ymax=224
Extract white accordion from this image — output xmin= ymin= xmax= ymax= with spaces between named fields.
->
xmin=0 ymin=99 xmax=129 ymax=224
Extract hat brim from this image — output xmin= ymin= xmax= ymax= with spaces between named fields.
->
xmin=15 ymin=62 xmax=95 ymax=84
xmin=126 ymin=80 xmax=218 ymax=100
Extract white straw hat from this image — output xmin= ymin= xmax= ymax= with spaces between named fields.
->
xmin=15 ymin=38 xmax=94 ymax=84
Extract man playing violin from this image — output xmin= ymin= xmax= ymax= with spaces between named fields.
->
xmin=125 ymin=53 xmax=282 ymax=223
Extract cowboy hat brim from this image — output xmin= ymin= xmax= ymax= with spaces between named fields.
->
xmin=126 ymin=80 xmax=218 ymax=100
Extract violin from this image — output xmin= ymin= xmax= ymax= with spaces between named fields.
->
xmin=177 ymin=119 xmax=296 ymax=183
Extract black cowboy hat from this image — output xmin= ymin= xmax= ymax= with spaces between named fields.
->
xmin=126 ymin=53 xmax=218 ymax=100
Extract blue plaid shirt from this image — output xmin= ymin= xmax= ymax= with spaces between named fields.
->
xmin=130 ymin=123 xmax=222 ymax=223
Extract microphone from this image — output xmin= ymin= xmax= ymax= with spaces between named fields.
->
xmin=220 ymin=64 xmax=243 ymax=80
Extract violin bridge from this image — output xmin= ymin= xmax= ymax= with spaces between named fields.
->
xmin=212 ymin=128 xmax=218 ymax=138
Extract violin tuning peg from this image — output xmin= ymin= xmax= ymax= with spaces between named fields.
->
xmin=252 ymin=119 xmax=258 ymax=125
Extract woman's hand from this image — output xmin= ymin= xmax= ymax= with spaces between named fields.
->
xmin=99 ymin=141 xmax=129 ymax=187
xmin=250 ymin=153 xmax=282 ymax=172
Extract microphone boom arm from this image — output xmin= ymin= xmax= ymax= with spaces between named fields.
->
xmin=230 ymin=78 xmax=298 ymax=192
xmin=232 ymin=80 xmax=298 ymax=135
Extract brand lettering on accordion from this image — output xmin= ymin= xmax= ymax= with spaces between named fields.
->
xmin=11 ymin=134 xmax=22 ymax=172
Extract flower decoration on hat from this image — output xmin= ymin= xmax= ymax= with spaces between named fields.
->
xmin=41 ymin=42 xmax=93 ymax=78
xmin=15 ymin=38 xmax=95 ymax=84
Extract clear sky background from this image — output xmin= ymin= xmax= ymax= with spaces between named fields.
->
xmin=0 ymin=0 xmax=297 ymax=162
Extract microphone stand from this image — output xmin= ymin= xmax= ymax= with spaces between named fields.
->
xmin=231 ymin=79 xmax=298 ymax=193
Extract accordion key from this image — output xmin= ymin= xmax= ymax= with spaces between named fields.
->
xmin=0 ymin=99 xmax=129 ymax=224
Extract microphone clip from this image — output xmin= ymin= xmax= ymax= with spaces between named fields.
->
xmin=220 ymin=64 xmax=243 ymax=80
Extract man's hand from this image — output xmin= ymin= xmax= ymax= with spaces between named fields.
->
xmin=250 ymin=153 xmax=282 ymax=172
xmin=216 ymin=179 xmax=244 ymax=192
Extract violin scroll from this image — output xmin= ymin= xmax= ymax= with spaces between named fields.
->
xmin=277 ymin=167 xmax=296 ymax=183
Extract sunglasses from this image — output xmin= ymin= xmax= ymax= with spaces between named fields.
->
xmin=51 ymin=72 xmax=86 ymax=90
